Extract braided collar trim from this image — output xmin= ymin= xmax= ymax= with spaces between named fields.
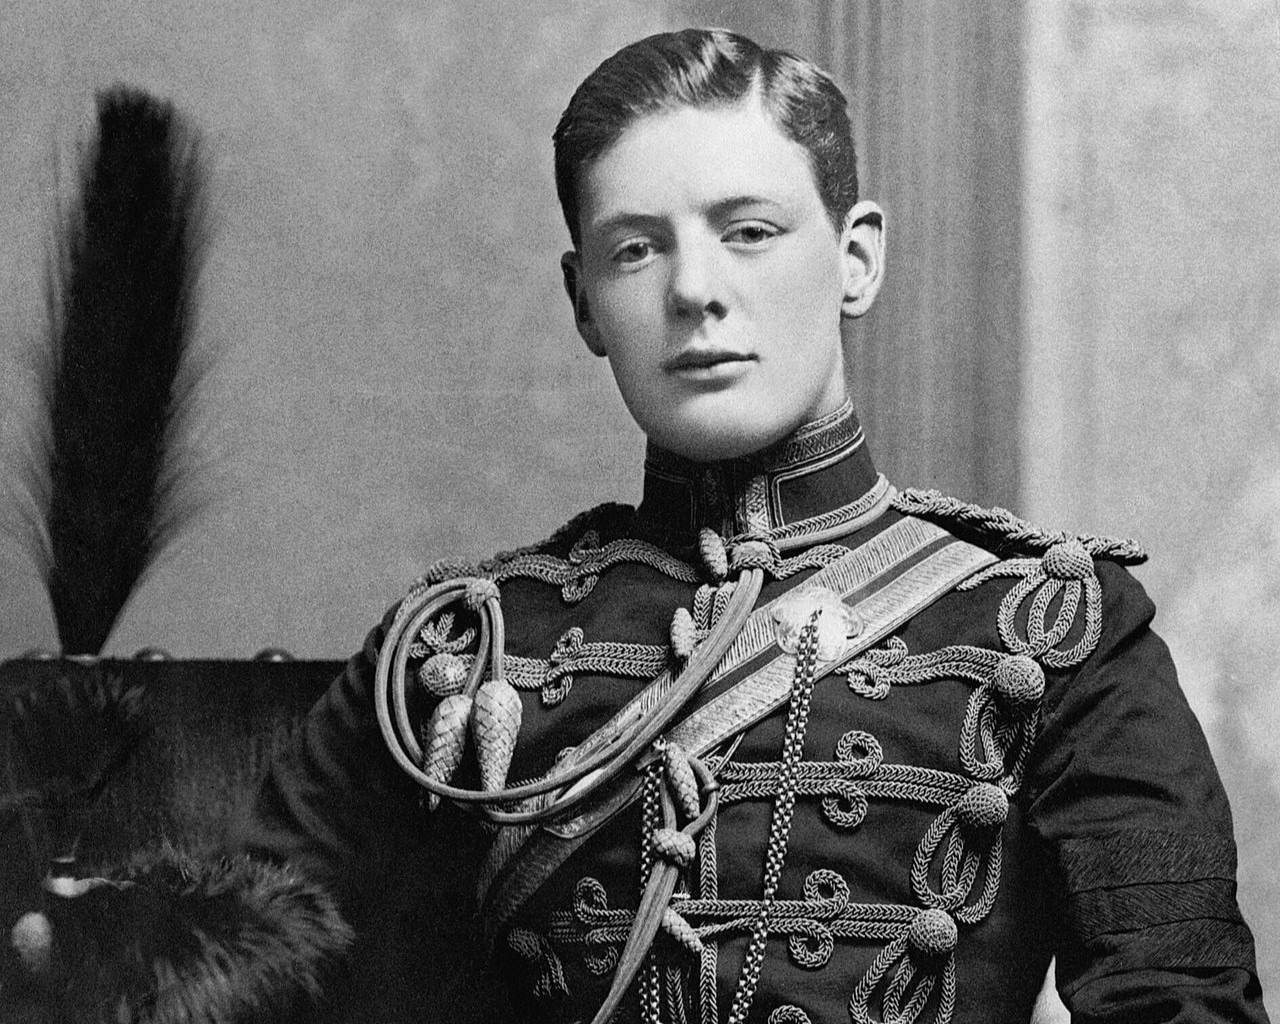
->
xmin=638 ymin=399 xmax=878 ymax=540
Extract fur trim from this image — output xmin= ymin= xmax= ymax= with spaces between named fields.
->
xmin=4 ymin=668 xmax=149 ymax=862
xmin=41 ymin=846 xmax=353 ymax=1024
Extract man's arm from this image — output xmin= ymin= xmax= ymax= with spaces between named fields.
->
xmin=1026 ymin=560 xmax=1268 ymax=1023
xmin=236 ymin=611 xmax=421 ymax=905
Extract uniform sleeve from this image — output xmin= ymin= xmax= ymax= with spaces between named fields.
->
xmin=233 ymin=607 xmax=423 ymax=912
xmin=1025 ymin=560 xmax=1269 ymax=1023
xmin=233 ymin=607 xmax=518 ymax=1023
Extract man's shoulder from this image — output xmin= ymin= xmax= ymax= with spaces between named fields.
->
xmin=891 ymin=487 xmax=1147 ymax=568
xmin=889 ymin=487 xmax=1158 ymax=674
xmin=414 ymin=502 xmax=641 ymax=587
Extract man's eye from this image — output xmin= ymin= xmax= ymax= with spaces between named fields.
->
xmin=613 ymin=240 xmax=654 ymax=264
xmin=724 ymin=222 xmax=779 ymax=246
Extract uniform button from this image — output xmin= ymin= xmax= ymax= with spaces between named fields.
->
xmin=907 ymin=908 xmax=957 ymax=957
xmin=1043 ymin=538 xmax=1093 ymax=580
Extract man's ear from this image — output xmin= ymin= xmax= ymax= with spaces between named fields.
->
xmin=839 ymin=200 xmax=886 ymax=319
xmin=561 ymin=252 xmax=605 ymax=356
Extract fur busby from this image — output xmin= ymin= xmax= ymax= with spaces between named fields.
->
xmin=7 ymin=846 xmax=354 ymax=1024
xmin=3 ymin=668 xmax=149 ymax=864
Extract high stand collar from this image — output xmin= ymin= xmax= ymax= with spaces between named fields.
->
xmin=636 ymin=399 xmax=885 ymax=545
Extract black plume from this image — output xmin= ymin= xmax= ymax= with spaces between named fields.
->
xmin=31 ymin=85 xmax=207 ymax=655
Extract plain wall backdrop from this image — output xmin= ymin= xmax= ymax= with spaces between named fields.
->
xmin=0 ymin=0 xmax=1028 ymax=658
xmin=1 ymin=0 xmax=668 ymax=656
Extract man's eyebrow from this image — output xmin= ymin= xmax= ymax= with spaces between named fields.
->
xmin=588 ymin=210 xmax=662 ymax=236
xmin=589 ymin=195 xmax=790 ymax=236
xmin=704 ymin=194 xmax=789 ymax=219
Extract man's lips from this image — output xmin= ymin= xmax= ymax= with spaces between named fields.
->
xmin=663 ymin=349 xmax=756 ymax=372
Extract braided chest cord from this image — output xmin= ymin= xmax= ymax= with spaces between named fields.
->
xmin=373 ymin=489 xmax=896 ymax=1014
xmin=374 ymin=568 xmax=763 ymax=826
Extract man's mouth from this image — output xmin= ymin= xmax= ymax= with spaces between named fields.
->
xmin=664 ymin=349 xmax=756 ymax=372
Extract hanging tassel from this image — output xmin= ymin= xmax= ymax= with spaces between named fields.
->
xmin=21 ymin=84 xmax=207 ymax=655
xmin=419 ymin=694 xmax=474 ymax=810
xmin=471 ymin=678 xmax=522 ymax=793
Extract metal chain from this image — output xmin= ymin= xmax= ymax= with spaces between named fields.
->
xmin=724 ymin=612 xmax=823 ymax=1024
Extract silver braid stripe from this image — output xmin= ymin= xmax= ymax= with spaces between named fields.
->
xmin=846 ymin=642 xmax=1004 ymax=693
xmin=639 ymin=766 xmax=662 ymax=1024
xmin=848 ymin=933 xmax=957 ymax=1024
xmin=717 ymin=759 xmax=970 ymax=808
xmin=769 ymin=544 xmax=852 ymax=580
xmin=761 ymin=472 xmax=888 ymax=547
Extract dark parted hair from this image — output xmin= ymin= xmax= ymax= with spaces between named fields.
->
xmin=553 ymin=28 xmax=859 ymax=248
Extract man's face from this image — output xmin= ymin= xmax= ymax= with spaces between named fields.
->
xmin=565 ymin=97 xmax=870 ymax=462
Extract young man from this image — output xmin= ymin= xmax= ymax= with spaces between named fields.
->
xmin=232 ymin=29 xmax=1270 ymax=1024
xmin=48 ymin=28 xmax=1258 ymax=1024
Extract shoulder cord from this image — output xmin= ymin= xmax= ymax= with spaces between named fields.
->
xmin=890 ymin=488 xmax=1146 ymax=564
xmin=372 ymin=481 xmax=895 ymax=828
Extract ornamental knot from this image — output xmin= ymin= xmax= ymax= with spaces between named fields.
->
xmin=992 ymin=654 xmax=1045 ymax=705
xmin=651 ymin=828 xmax=696 ymax=867
xmin=728 ymin=538 xmax=777 ymax=573
xmin=907 ymin=908 xmax=957 ymax=958
xmin=464 ymin=578 xmax=500 ymax=611
xmin=955 ymin=783 xmax=1009 ymax=831
xmin=768 ymin=1009 xmax=813 ymax=1024
xmin=661 ymin=907 xmax=704 ymax=956
xmin=417 ymin=652 xmax=468 ymax=698
xmin=1043 ymin=538 xmax=1093 ymax=581
xmin=698 ymin=528 xmax=729 ymax=581
xmin=550 ymin=627 xmax=584 ymax=666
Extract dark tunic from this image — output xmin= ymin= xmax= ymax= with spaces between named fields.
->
xmin=241 ymin=404 xmax=1267 ymax=1024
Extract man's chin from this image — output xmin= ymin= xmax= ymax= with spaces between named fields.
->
xmin=642 ymin=410 xmax=796 ymax=463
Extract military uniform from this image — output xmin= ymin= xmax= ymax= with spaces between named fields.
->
xmin=244 ymin=402 xmax=1267 ymax=1024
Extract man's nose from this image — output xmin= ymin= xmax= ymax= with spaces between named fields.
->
xmin=666 ymin=236 xmax=727 ymax=321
